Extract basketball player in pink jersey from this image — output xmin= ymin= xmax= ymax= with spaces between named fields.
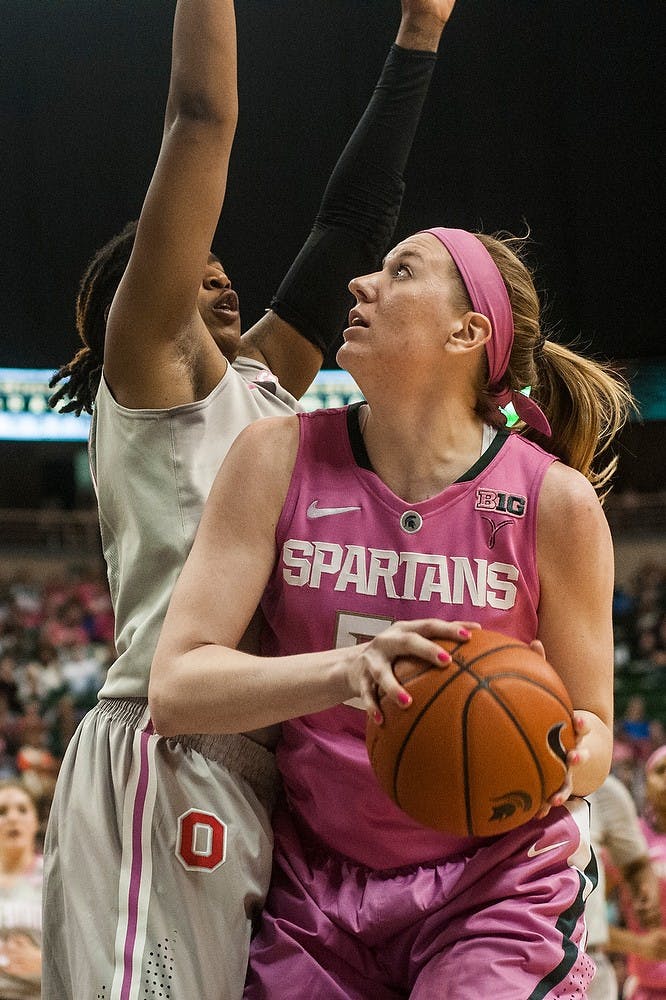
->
xmin=43 ymin=0 xmax=457 ymax=996
xmin=151 ymin=227 xmax=632 ymax=997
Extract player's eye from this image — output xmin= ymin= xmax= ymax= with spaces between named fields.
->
xmin=393 ymin=263 xmax=412 ymax=279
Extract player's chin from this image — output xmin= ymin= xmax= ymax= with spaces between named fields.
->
xmin=211 ymin=323 xmax=242 ymax=360
xmin=336 ymin=339 xmax=363 ymax=373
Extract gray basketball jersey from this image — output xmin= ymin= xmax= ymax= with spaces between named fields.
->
xmin=91 ymin=357 xmax=300 ymax=699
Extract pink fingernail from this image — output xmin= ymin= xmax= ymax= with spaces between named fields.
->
xmin=438 ymin=650 xmax=452 ymax=664
xmin=397 ymin=691 xmax=412 ymax=707
xmin=373 ymin=710 xmax=383 ymax=725
xmin=570 ymin=752 xmax=580 ymax=765
xmin=458 ymin=628 xmax=471 ymax=639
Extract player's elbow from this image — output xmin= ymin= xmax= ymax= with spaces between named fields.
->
xmin=167 ymin=87 xmax=238 ymax=133
xmin=148 ymin=658 xmax=188 ymax=738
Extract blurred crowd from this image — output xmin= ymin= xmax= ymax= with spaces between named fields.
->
xmin=0 ymin=564 xmax=114 ymax=840
xmin=612 ymin=561 xmax=666 ymax=812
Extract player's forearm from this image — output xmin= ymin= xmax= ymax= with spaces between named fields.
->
xmin=166 ymin=0 xmax=238 ymax=129
xmin=269 ymin=43 xmax=438 ymax=354
xmin=149 ymin=643 xmax=354 ymax=737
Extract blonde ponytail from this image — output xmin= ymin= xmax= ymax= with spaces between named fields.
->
xmin=473 ymin=232 xmax=634 ymax=503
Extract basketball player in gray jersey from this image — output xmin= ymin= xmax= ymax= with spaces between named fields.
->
xmin=43 ymin=0 xmax=458 ymax=996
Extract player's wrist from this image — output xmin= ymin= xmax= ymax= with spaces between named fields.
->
xmin=395 ymin=14 xmax=446 ymax=52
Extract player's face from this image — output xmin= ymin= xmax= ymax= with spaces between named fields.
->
xmin=339 ymin=233 xmax=467 ymax=384
xmin=197 ymin=254 xmax=242 ymax=360
xmin=0 ymin=787 xmax=39 ymax=852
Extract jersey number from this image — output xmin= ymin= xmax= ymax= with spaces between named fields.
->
xmin=335 ymin=611 xmax=393 ymax=710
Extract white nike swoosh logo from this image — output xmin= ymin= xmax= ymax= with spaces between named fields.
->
xmin=307 ymin=501 xmax=361 ymax=519
xmin=527 ymin=840 xmax=570 ymax=858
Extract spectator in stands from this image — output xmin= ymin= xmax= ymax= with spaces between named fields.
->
xmin=620 ymin=696 xmax=656 ymax=762
xmin=15 ymin=641 xmax=62 ymax=707
xmin=610 ymin=745 xmax=666 ymax=998
xmin=0 ymin=696 xmax=20 ymax=781
xmin=0 ymin=780 xmax=42 ymax=999
xmin=0 ymin=656 xmax=22 ymax=717
xmin=41 ymin=596 xmax=89 ymax=649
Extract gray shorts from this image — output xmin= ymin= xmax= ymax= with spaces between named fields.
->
xmin=42 ymin=699 xmax=277 ymax=1000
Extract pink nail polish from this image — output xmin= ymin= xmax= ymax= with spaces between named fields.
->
xmin=458 ymin=627 xmax=471 ymax=639
xmin=397 ymin=691 xmax=412 ymax=707
xmin=438 ymin=650 xmax=452 ymax=664
xmin=373 ymin=710 xmax=383 ymax=725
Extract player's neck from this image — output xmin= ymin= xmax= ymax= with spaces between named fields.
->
xmin=360 ymin=402 xmax=486 ymax=503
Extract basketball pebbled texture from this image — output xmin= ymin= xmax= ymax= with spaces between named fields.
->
xmin=366 ymin=628 xmax=576 ymax=838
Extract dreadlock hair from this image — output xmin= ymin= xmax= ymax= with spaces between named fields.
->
xmin=49 ymin=221 xmax=138 ymax=415
xmin=453 ymin=231 xmax=634 ymax=503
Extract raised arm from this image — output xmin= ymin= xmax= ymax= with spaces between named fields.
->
xmin=536 ymin=462 xmax=615 ymax=799
xmin=240 ymin=0 xmax=458 ymax=398
xmin=104 ymin=0 xmax=238 ymax=408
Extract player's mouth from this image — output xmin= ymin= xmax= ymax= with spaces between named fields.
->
xmin=343 ymin=308 xmax=369 ymax=337
xmin=212 ymin=289 xmax=240 ymax=317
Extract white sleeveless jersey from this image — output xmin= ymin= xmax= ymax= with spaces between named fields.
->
xmin=91 ymin=357 xmax=300 ymax=699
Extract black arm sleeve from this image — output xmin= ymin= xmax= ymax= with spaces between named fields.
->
xmin=270 ymin=44 xmax=438 ymax=354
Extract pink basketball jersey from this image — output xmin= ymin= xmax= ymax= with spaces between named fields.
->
xmin=262 ymin=404 xmax=557 ymax=868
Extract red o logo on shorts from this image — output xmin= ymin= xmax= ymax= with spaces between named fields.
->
xmin=176 ymin=809 xmax=227 ymax=872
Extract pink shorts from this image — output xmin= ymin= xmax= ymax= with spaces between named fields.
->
xmin=245 ymin=799 xmax=596 ymax=1000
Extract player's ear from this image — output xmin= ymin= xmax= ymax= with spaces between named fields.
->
xmin=448 ymin=312 xmax=491 ymax=352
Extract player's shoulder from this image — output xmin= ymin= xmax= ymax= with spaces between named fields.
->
xmin=538 ymin=462 xmax=611 ymax=553
xmin=540 ymin=461 xmax=604 ymax=515
xmin=232 ymin=412 xmax=300 ymax=455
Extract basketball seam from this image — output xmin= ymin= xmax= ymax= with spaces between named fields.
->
xmin=463 ymin=683 xmax=547 ymax=833
xmin=391 ymin=667 xmax=465 ymax=806
xmin=391 ymin=643 xmax=525 ymax=805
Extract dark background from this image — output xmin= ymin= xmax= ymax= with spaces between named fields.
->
xmin=2 ymin=0 xmax=664 ymax=372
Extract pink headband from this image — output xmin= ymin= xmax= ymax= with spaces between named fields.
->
xmin=422 ymin=228 xmax=551 ymax=437
xmin=646 ymin=745 xmax=666 ymax=774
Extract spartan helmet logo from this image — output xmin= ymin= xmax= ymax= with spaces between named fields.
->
xmin=488 ymin=790 xmax=533 ymax=823
xmin=400 ymin=510 xmax=423 ymax=534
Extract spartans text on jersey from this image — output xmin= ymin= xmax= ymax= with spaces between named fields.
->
xmin=281 ymin=539 xmax=518 ymax=609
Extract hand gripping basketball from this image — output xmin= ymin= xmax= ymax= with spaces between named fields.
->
xmin=366 ymin=628 xmax=575 ymax=838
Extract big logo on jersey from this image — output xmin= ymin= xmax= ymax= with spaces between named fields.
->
xmin=282 ymin=539 xmax=519 ymax=609
xmin=475 ymin=489 xmax=527 ymax=517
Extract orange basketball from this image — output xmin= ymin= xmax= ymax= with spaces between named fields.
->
xmin=366 ymin=628 xmax=575 ymax=838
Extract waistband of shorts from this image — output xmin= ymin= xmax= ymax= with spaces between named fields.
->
xmin=96 ymin=697 xmax=279 ymax=810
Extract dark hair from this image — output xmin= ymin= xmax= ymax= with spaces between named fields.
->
xmin=48 ymin=221 xmax=138 ymax=415
xmin=453 ymin=232 xmax=634 ymax=502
